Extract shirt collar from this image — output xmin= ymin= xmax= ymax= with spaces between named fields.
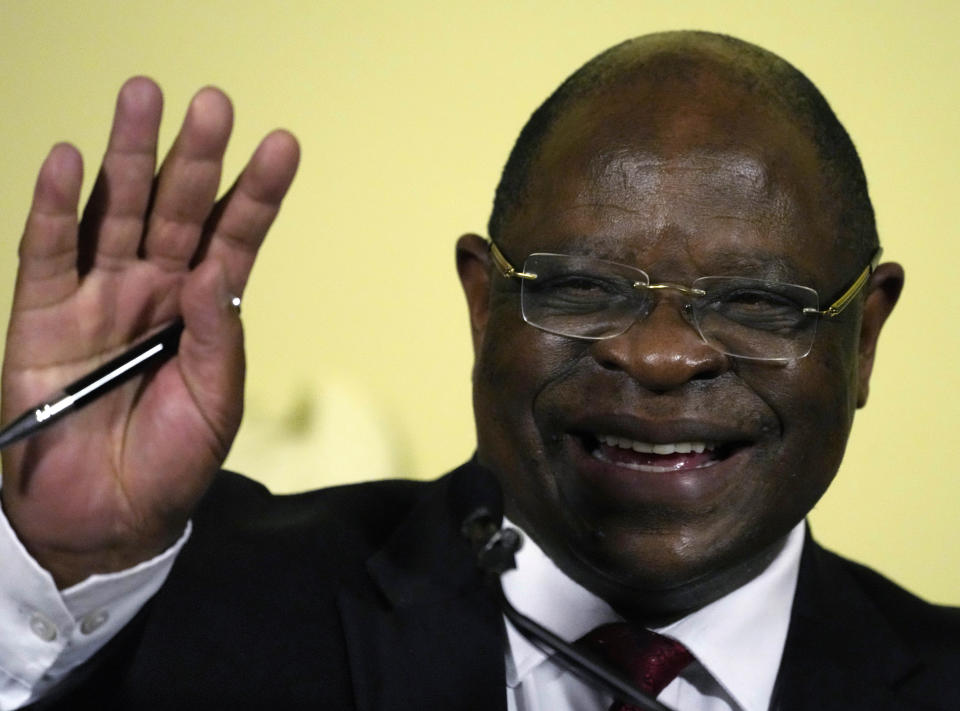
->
xmin=500 ymin=518 xmax=805 ymax=711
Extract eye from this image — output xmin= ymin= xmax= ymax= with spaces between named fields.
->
xmin=529 ymin=273 xmax=632 ymax=311
xmin=538 ymin=273 xmax=622 ymax=296
xmin=705 ymin=288 xmax=808 ymax=330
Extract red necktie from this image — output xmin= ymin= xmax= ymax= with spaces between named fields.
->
xmin=579 ymin=622 xmax=694 ymax=711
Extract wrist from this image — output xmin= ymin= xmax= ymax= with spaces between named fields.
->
xmin=26 ymin=534 xmax=183 ymax=589
xmin=2 ymin=496 xmax=188 ymax=589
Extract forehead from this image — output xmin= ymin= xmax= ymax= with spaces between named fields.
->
xmin=507 ymin=75 xmax=843 ymax=285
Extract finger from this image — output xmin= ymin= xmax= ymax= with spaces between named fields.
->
xmin=14 ymin=143 xmax=84 ymax=313
xmin=141 ymin=87 xmax=233 ymax=272
xmin=77 ymin=77 xmax=163 ymax=274
xmin=197 ymin=129 xmax=300 ymax=294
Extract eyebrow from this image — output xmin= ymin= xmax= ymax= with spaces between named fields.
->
xmin=697 ymin=253 xmax=815 ymax=284
xmin=548 ymin=243 xmax=818 ymax=285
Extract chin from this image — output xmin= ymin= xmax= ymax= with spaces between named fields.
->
xmin=535 ymin=505 xmax=792 ymax=615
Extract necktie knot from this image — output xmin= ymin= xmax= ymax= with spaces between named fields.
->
xmin=578 ymin=622 xmax=694 ymax=710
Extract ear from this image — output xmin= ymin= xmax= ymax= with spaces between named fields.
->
xmin=856 ymin=262 xmax=904 ymax=407
xmin=456 ymin=233 xmax=493 ymax=356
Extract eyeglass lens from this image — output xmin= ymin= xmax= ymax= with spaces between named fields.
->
xmin=518 ymin=254 xmax=821 ymax=361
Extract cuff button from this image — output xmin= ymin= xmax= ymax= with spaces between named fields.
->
xmin=80 ymin=609 xmax=109 ymax=635
xmin=29 ymin=611 xmax=58 ymax=642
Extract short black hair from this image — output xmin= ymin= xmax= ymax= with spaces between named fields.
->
xmin=488 ymin=31 xmax=878 ymax=263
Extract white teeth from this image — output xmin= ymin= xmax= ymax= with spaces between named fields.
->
xmin=598 ymin=434 xmax=714 ymax=455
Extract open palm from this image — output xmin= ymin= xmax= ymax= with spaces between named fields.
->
xmin=0 ymin=78 xmax=299 ymax=587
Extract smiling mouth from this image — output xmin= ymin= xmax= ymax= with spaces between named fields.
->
xmin=583 ymin=433 xmax=739 ymax=473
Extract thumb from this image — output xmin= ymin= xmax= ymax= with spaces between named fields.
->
xmin=176 ymin=260 xmax=246 ymax=448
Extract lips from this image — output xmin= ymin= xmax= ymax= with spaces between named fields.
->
xmin=554 ymin=413 xmax=758 ymax=506
xmin=592 ymin=434 xmax=722 ymax=473
xmin=567 ymin=414 xmax=752 ymax=469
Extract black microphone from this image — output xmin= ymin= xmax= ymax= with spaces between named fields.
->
xmin=461 ymin=506 xmax=675 ymax=711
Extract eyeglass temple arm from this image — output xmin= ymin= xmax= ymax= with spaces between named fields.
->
xmin=489 ymin=241 xmax=538 ymax=280
xmin=803 ymin=247 xmax=883 ymax=318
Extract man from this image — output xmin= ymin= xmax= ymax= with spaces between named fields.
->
xmin=0 ymin=30 xmax=956 ymax=710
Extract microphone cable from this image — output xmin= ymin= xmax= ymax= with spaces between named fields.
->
xmin=462 ymin=507 xmax=676 ymax=711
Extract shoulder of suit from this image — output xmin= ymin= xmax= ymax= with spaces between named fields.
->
xmin=824 ymin=546 xmax=960 ymax=653
xmin=192 ymin=469 xmax=439 ymax=540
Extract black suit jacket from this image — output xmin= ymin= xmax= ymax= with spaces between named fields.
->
xmin=29 ymin=461 xmax=960 ymax=710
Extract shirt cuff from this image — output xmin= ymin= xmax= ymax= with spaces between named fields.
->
xmin=0 ymin=505 xmax=190 ymax=709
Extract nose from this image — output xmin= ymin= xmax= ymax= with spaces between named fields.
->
xmin=590 ymin=298 xmax=730 ymax=391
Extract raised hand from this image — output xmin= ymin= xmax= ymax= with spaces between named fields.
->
xmin=0 ymin=78 xmax=300 ymax=587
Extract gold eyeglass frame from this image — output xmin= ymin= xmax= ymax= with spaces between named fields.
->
xmin=488 ymin=240 xmax=882 ymax=320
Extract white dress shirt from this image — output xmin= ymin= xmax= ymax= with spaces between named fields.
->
xmin=0 ymin=502 xmax=189 ymax=710
xmin=0 ymin=499 xmax=803 ymax=711
xmin=502 ymin=519 xmax=805 ymax=711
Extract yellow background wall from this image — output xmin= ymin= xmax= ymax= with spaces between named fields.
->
xmin=1 ymin=1 xmax=957 ymax=604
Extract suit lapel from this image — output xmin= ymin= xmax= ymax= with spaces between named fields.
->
xmin=340 ymin=475 xmax=944 ymax=711
xmin=772 ymin=534 xmax=921 ymax=711
xmin=338 ymin=463 xmax=508 ymax=711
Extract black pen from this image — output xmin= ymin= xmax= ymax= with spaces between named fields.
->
xmin=0 ymin=320 xmax=184 ymax=450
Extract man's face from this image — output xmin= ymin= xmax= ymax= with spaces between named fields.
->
xmin=461 ymin=72 xmax=895 ymax=617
